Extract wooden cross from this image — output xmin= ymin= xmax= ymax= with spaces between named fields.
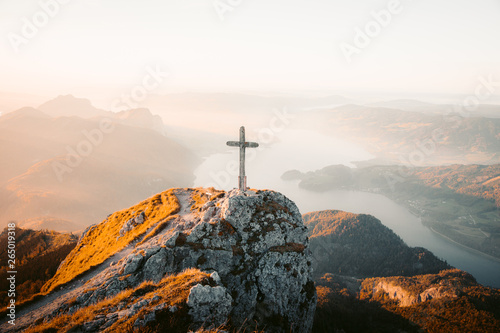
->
xmin=227 ymin=126 xmax=259 ymax=191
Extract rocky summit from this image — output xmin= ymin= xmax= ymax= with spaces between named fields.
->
xmin=6 ymin=188 xmax=316 ymax=333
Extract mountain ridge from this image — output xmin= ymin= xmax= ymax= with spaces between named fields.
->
xmin=37 ymin=95 xmax=112 ymax=119
xmin=4 ymin=187 xmax=316 ymax=332
xmin=304 ymin=210 xmax=450 ymax=278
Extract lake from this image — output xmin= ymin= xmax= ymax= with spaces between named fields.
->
xmin=194 ymin=129 xmax=500 ymax=288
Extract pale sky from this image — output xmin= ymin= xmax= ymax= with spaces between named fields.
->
xmin=1 ymin=0 xmax=500 ymax=103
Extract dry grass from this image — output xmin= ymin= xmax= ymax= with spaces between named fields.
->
xmin=190 ymin=187 xmax=225 ymax=212
xmin=42 ymin=189 xmax=181 ymax=294
xmin=26 ymin=268 xmax=211 ymax=333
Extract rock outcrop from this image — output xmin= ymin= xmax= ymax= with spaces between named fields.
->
xmin=187 ymin=283 xmax=233 ymax=327
xmin=360 ymin=269 xmax=478 ymax=307
xmin=7 ymin=188 xmax=316 ymax=332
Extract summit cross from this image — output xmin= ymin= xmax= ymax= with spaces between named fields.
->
xmin=226 ymin=126 xmax=259 ymax=191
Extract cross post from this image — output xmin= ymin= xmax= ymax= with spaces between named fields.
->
xmin=226 ymin=126 xmax=259 ymax=191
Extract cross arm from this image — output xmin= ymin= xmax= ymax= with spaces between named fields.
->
xmin=226 ymin=141 xmax=259 ymax=148
xmin=226 ymin=141 xmax=240 ymax=147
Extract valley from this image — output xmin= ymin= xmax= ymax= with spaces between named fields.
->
xmin=288 ymin=164 xmax=500 ymax=261
xmin=307 ymin=210 xmax=500 ymax=332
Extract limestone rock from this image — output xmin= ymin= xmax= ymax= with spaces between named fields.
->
xmin=118 ymin=211 xmax=147 ymax=238
xmin=363 ymin=269 xmax=474 ymax=307
xmin=187 ymin=284 xmax=232 ymax=327
xmin=8 ymin=188 xmax=316 ymax=333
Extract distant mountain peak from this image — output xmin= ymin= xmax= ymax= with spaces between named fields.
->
xmin=116 ymin=107 xmax=154 ymax=119
xmin=55 ymin=94 xmax=89 ymax=102
xmin=38 ymin=95 xmax=110 ymax=119
xmin=0 ymin=107 xmax=50 ymax=121
xmin=113 ymin=107 xmax=166 ymax=135
xmin=41 ymin=94 xmax=93 ymax=108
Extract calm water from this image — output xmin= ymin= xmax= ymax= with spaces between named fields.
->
xmin=194 ymin=129 xmax=500 ymax=288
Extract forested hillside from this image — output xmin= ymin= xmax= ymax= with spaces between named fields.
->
xmin=0 ymin=227 xmax=78 ymax=306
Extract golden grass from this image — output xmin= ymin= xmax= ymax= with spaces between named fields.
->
xmin=190 ymin=188 xmax=225 ymax=212
xmin=42 ymin=189 xmax=181 ymax=294
xmin=25 ymin=268 xmax=210 ymax=333
xmin=25 ymin=267 xmax=269 ymax=333
xmin=106 ymin=268 xmax=211 ymax=332
xmin=26 ymin=268 xmax=211 ymax=333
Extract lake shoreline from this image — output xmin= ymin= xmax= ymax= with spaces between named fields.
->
xmin=429 ymin=226 xmax=500 ymax=265
xmin=349 ymin=188 xmax=500 ymax=265
xmin=293 ymin=186 xmax=500 ymax=287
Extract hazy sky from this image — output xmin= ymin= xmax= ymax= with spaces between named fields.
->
xmin=1 ymin=0 xmax=500 ymax=102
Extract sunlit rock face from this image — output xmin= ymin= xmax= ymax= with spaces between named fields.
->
xmin=11 ymin=188 xmax=316 ymax=333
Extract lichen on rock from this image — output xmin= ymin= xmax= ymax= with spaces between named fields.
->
xmin=187 ymin=284 xmax=232 ymax=328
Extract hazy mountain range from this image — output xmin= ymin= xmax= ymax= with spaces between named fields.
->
xmin=368 ymin=99 xmax=500 ymax=118
xmin=143 ymin=93 xmax=500 ymax=167
xmin=0 ymin=95 xmax=199 ymax=230
xmin=304 ymin=104 xmax=500 ymax=165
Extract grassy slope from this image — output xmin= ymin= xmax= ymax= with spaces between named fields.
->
xmin=41 ymin=189 xmax=181 ymax=293
xmin=26 ymin=268 xmax=212 ymax=333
